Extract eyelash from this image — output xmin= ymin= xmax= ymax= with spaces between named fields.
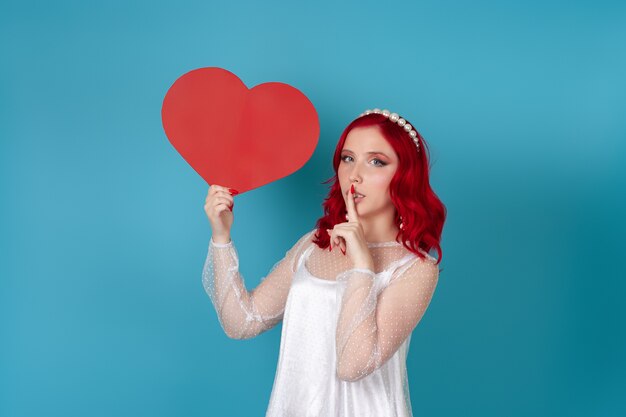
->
xmin=340 ymin=155 xmax=387 ymax=167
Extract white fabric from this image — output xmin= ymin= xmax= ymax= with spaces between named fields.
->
xmin=202 ymin=229 xmax=440 ymax=417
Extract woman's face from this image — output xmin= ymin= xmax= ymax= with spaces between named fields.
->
xmin=338 ymin=125 xmax=399 ymax=219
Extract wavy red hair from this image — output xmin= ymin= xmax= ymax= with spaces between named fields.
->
xmin=311 ymin=113 xmax=446 ymax=265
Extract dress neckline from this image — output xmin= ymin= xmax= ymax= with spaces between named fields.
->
xmin=300 ymin=240 xmax=407 ymax=283
xmin=366 ymin=240 xmax=402 ymax=247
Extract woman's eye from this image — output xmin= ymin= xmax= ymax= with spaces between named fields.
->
xmin=341 ymin=155 xmax=387 ymax=167
xmin=372 ymin=159 xmax=386 ymax=167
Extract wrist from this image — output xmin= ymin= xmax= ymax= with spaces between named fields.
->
xmin=353 ymin=260 xmax=374 ymax=271
xmin=211 ymin=234 xmax=232 ymax=245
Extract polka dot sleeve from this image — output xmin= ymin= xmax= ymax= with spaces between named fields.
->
xmin=202 ymin=230 xmax=315 ymax=340
xmin=334 ymin=256 xmax=440 ymax=381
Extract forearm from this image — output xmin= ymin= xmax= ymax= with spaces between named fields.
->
xmin=203 ymin=238 xmax=259 ymax=339
xmin=335 ymin=268 xmax=379 ymax=380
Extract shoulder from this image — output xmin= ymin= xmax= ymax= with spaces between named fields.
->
xmin=416 ymin=248 xmax=438 ymax=264
xmin=389 ymin=248 xmax=439 ymax=284
xmin=289 ymin=228 xmax=317 ymax=253
xmin=410 ymin=251 xmax=440 ymax=283
xmin=394 ymin=244 xmax=438 ymax=267
xmin=299 ymin=228 xmax=318 ymax=244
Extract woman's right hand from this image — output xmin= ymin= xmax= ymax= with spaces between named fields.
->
xmin=204 ymin=185 xmax=238 ymax=240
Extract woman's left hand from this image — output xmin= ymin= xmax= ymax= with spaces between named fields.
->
xmin=326 ymin=184 xmax=375 ymax=270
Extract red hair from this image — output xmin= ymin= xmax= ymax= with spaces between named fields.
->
xmin=311 ymin=113 xmax=446 ymax=265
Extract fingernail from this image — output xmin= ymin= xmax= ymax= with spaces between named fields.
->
xmin=228 ymin=188 xmax=239 ymax=195
xmin=340 ymin=247 xmax=345 ymax=255
xmin=351 ymin=184 xmax=355 ymax=194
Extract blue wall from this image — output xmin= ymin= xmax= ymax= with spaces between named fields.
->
xmin=1 ymin=1 xmax=625 ymax=416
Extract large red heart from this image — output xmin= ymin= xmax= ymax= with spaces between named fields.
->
xmin=161 ymin=67 xmax=319 ymax=194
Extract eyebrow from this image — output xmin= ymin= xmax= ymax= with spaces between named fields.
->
xmin=342 ymin=149 xmax=391 ymax=158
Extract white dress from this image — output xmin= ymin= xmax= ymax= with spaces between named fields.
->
xmin=202 ymin=229 xmax=439 ymax=417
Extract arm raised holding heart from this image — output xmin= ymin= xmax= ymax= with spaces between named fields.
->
xmin=201 ymin=183 xmax=317 ymax=340
xmin=204 ymin=184 xmax=238 ymax=244
xmin=326 ymin=184 xmax=375 ymax=271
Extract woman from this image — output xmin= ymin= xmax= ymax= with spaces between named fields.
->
xmin=202 ymin=108 xmax=446 ymax=417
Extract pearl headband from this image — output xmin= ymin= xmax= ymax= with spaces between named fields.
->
xmin=357 ymin=108 xmax=420 ymax=152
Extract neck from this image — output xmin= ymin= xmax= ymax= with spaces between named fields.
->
xmin=358 ymin=206 xmax=400 ymax=243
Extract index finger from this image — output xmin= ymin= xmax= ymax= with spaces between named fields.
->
xmin=346 ymin=184 xmax=360 ymax=223
xmin=210 ymin=185 xmax=239 ymax=196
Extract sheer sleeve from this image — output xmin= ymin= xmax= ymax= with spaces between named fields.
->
xmin=202 ymin=229 xmax=315 ymax=340
xmin=334 ymin=255 xmax=440 ymax=381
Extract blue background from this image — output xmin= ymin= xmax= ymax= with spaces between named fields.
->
xmin=2 ymin=0 xmax=625 ymax=416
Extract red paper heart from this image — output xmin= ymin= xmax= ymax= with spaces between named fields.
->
xmin=161 ymin=67 xmax=320 ymax=194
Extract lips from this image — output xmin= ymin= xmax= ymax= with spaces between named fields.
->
xmin=346 ymin=187 xmax=365 ymax=197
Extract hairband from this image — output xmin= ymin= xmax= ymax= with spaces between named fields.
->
xmin=357 ymin=108 xmax=420 ymax=152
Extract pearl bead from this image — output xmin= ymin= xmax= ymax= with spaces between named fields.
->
xmin=355 ymin=108 xmax=421 ymax=153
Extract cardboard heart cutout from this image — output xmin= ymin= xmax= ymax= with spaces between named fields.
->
xmin=161 ymin=67 xmax=320 ymax=194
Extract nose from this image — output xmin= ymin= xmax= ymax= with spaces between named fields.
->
xmin=349 ymin=165 xmax=362 ymax=183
